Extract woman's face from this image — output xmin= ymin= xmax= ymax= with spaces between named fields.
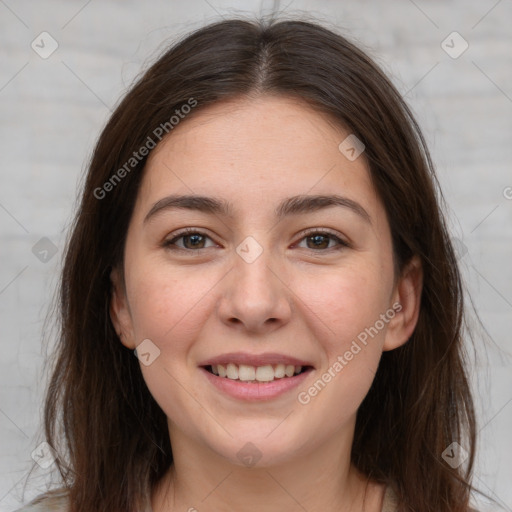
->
xmin=111 ymin=95 xmax=421 ymax=467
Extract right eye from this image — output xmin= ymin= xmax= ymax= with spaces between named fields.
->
xmin=163 ymin=229 xmax=218 ymax=251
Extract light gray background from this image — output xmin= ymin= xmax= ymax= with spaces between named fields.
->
xmin=1 ymin=1 xmax=511 ymax=511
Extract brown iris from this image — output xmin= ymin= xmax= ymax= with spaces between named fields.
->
xmin=306 ymin=234 xmax=330 ymax=249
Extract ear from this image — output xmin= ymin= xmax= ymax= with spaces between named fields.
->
xmin=109 ymin=267 xmax=136 ymax=349
xmin=382 ymin=255 xmax=423 ymax=351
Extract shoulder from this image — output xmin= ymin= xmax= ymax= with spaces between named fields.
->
xmin=13 ymin=488 xmax=69 ymax=512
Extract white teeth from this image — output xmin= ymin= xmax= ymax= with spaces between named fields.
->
xmin=238 ymin=364 xmax=255 ymax=381
xmin=209 ymin=363 xmax=305 ymax=382
xmin=274 ymin=364 xmax=285 ymax=378
xmin=255 ymin=365 xmax=274 ymax=382
xmin=226 ymin=363 xmax=238 ymax=380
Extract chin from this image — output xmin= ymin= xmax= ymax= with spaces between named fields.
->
xmin=207 ymin=428 xmax=309 ymax=469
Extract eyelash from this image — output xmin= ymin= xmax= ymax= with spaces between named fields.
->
xmin=162 ymin=227 xmax=349 ymax=252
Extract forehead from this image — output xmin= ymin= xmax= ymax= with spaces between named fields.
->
xmin=136 ymin=95 xmax=380 ymax=216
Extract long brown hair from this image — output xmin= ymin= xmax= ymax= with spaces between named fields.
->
xmin=27 ymin=16 xmax=483 ymax=512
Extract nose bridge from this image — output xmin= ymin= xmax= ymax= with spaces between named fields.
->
xmin=234 ymin=245 xmax=276 ymax=297
xmin=217 ymin=236 xmax=291 ymax=332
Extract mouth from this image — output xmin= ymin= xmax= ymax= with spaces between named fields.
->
xmin=198 ymin=352 xmax=315 ymax=401
xmin=202 ymin=363 xmax=314 ymax=383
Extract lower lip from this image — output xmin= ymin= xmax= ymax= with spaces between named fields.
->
xmin=200 ymin=367 xmax=313 ymax=401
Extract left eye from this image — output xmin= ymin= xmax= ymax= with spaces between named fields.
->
xmin=296 ymin=232 xmax=346 ymax=250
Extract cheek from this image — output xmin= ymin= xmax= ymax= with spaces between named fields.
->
xmin=293 ymin=269 xmax=389 ymax=427
xmin=126 ymin=263 xmax=219 ymax=349
xmin=293 ymin=260 xmax=392 ymax=349
xmin=125 ymin=266 xmax=219 ymax=430
xmin=291 ymin=261 xmax=393 ymax=422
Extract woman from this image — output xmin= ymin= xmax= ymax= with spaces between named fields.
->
xmin=16 ymin=17 xmax=484 ymax=512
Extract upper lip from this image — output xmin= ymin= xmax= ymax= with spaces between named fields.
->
xmin=198 ymin=352 xmax=314 ymax=368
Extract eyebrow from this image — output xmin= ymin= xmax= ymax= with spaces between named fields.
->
xmin=143 ymin=193 xmax=371 ymax=224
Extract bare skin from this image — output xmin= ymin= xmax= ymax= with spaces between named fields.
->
xmin=110 ymin=95 xmax=422 ymax=512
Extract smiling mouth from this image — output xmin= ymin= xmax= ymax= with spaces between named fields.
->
xmin=203 ymin=363 xmax=313 ymax=383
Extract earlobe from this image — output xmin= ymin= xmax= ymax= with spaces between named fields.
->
xmin=383 ymin=255 xmax=423 ymax=351
xmin=109 ymin=267 xmax=136 ymax=349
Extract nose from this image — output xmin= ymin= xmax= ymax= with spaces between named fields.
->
xmin=217 ymin=246 xmax=292 ymax=334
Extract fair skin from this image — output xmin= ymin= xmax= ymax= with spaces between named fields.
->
xmin=110 ymin=95 xmax=422 ymax=512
